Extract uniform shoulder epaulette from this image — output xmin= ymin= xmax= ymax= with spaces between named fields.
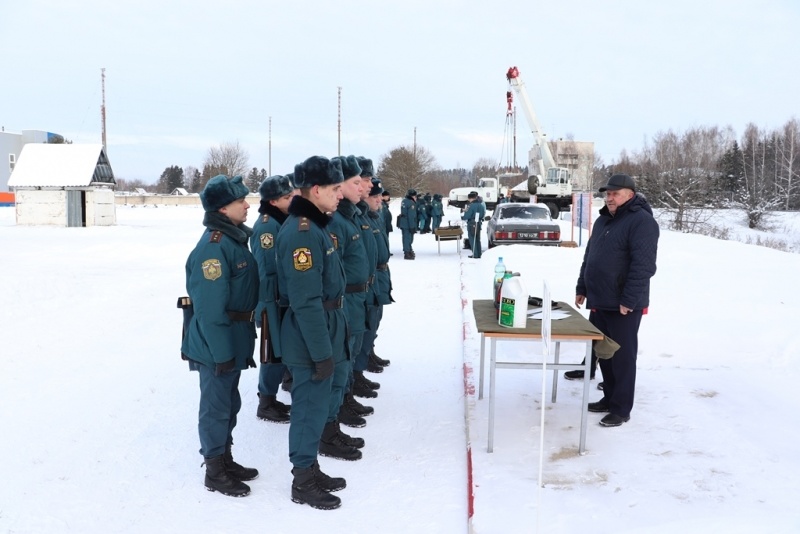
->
xmin=209 ymin=230 xmax=223 ymax=243
xmin=262 ymin=214 xmax=270 ymax=223
xmin=298 ymin=217 xmax=310 ymax=231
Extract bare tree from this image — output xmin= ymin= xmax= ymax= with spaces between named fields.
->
xmin=377 ymin=145 xmax=437 ymax=196
xmin=775 ymin=118 xmax=800 ymax=210
xmin=204 ymin=141 xmax=250 ymax=179
xmin=738 ymin=123 xmax=781 ymax=229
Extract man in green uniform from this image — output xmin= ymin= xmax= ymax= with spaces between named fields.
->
xmin=276 ymin=156 xmax=347 ymax=510
xmin=182 ymin=175 xmax=259 ymax=498
xmin=461 ymin=191 xmax=486 ymax=259
xmin=352 ymin=158 xmax=381 ymax=397
xmin=381 ymin=189 xmax=393 ymax=236
xmin=431 ymin=193 xmax=444 ymax=231
xmin=363 ymin=177 xmax=394 ymax=374
xmin=399 ymin=189 xmax=418 ymax=259
xmin=322 ymin=155 xmax=370 ymax=457
xmin=251 ymin=174 xmax=298 ymax=424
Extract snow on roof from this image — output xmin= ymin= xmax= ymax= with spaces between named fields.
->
xmin=8 ymin=143 xmax=114 ymax=188
xmin=171 ymin=188 xmax=188 ymax=195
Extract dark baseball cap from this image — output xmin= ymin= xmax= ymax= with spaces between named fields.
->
xmin=599 ymin=174 xmax=636 ymax=192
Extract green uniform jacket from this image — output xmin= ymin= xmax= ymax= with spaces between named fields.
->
xmin=277 ymin=196 xmax=347 ymax=366
xmin=399 ymin=196 xmax=417 ymax=231
xmin=328 ymin=199 xmax=370 ymax=336
xmin=249 ymin=205 xmax=285 ymax=357
xmin=357 ymin=201 xmax=379 ymax=324
xmin=381 ymin=200 xmax=393 ymax=234
xmin=368 ymin=207 xmax=393 ymax=305
xmin=182 ymin=214 xmax=258 ymax=370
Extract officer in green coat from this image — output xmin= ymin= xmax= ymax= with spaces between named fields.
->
xmin=182 ymin=174 xmax=259 ymax=498
xmin=352 ymin=158 xmax=381 ymax=399
xmin=362 ymin=177 xmax=394 ymax=373
xmin=461 ymin=191 xmax=487 ymax=259
xmin=398 ymin=189 xmax=418 ymax=259
xmin=276 ymin=156 xmax=347 ymax=510
xmin=323 ymin=155 xmax=370 ymax=457
xmin=431 ymin=193 xmax=444 ymax=231
xmin=250 ymin=174 xmax=298 ymax=424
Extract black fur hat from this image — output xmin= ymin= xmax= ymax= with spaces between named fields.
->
xmin=369 ymin=178 xmax=384 ymax=196
xmin=332 ymin=155 xmax=362 ymax=179
xmin=200 ymin=175 xmax=250 ymax=212
xmin=259 ymin=174 xmax=294 ymax=201
xmin=293 ymin=156 xmax=344 ymax=188
xmin=357 ymin=157 xmax=374 ymax=178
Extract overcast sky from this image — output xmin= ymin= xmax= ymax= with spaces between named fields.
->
xmin=2 ymin=0 xmax=798 ymax=183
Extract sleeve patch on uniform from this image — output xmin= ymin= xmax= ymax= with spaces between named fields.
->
xmin=293 ymin=248 xmax=312 ymax=271
xmin=330 ymin=233 xmax=339 ymax=250
xmin=202 ymin=259 xmax=222 ymax=280
xmin=260 ymin=233 xmax=274 ymax=249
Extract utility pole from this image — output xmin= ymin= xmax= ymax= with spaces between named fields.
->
xmin=101 ymin=68 xmax=107 ymax=153
xmin=337 ymin=87 xmax=342 ymax=156
xmin=268 ymin=116 xmax=272 ymax=176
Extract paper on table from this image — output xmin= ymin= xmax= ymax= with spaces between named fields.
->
xmin=527 ymin=309 xmax=570 ymax=320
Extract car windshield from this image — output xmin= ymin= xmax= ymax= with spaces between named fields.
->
xmin=498 ymin=206 xmax=549 ymax=220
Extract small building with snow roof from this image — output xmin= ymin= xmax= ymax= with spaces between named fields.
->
xmin=8 ymin=143 xmax=117 ymax=226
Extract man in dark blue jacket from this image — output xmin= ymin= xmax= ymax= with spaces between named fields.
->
xmin=575 ymin=174 xmax=659 ymax=427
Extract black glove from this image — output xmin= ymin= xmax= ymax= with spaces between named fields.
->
xmin=311 ymin=357 xmax=334 ymax=381
xmin=215 ymin=359 xmax=235 ymax=376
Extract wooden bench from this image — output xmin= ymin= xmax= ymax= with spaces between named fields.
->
xmin=434 ymin=225 xmax=463 ymax=255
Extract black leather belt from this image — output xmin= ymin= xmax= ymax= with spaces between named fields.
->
xmin=376 ymin=263 xmax=388 ymax=271
xmin=345 ymin=283 xmax=368 ymax=293
xmin=322 ymin=296 xmax=344 ymax=310
xmin=227 ymin=310 xmax=255 ymax=322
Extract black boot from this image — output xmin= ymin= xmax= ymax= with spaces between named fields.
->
xmin=404 ymin=252 xmax=413 ymax=260
xmin=344 ymin=392 xmax=374 ymax=416
xmin=366 ymin=353 xmax=384 ymax=373
xmin=281 ymin=370 xmax=293 ymax=392
xmin=312 ymin=460 xmax=346 ymax=492
xmin=204 ymin=455 xmax=250 ymax=497
xmin=352 ymin=375 xmax=378 ymax=399
xmin=319 ymin=421 xmax=362 ymax=461
xmin=223 ymin=445 xmax=259 ymax=481
xmin=291 ymin=466 xmax=341 ymax=510
xmin=273 ymin=397 xmax=291 ymax=414
xmin=338 ymin=398 xmax=368 ymax=428
xmin=334 ymin=420 xmax=365 ymax=449
xmin=354 ymin=370 xmax=380 ymax=390
xmin=371 ymin=350 xmax=391 ymax=367
xmin=256 ymin=393 xmax=290 ymax=424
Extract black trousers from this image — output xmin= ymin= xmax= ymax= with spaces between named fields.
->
xmin=591 ymin=309 xmax=643 ymax=418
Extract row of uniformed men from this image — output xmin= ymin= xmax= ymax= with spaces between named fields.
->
xmin=181 ymin=155 xmax=394 ymax=510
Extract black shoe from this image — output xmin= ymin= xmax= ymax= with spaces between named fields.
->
xmin=344 ymin=392 xmax=374 ymax=417
xmin=352 ymin=377 xmax=378 ymax=399
xmin=257 ymin=394 xmax=291 ymax=424
xmin=588 ymin=401 xmax=610 ymax=413
xmin=600 ymin=413 xmax=630 ymax=427
xmin=597 ymin=382 xmax=605 ymax=391
xmin=354 ymin=370 xmax=380 ymax=390
xmin=223 ymin=446 xmax=259 ymax=481
xmin=366 ymin=354 xmax=384 ymax=373
xmin=564 ymin=370 xmax=595 ymax=380
xmin=312 ymin=461 xmax=346 ymax=492
xmin=292 ymin=466 xmax=341 ymax=509
xmin=204 ymin=455 xmax=251 ymax=497
xmin=335 ymin=421 xmax=365 ymax=449
xmin=371 ymin=351 xmax=390 ymax=367
xmin=404 ymin=252 xmax=414 ymax=260
xmin=338 ymin=401 xmax=367 ymax=428
xmin=319 ymin=422 xmax=363 ymax=461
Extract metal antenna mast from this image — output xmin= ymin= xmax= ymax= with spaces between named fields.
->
xmin=101 ymin=68 xmax=107 ymax=152
xmin=268 ymin=116 xmax=272 ymax=176
xmin=337 ymin=87 xmax=342 ymax=156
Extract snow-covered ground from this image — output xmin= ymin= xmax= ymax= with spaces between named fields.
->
xmin=1 ymin=200 xmax=799 ymax=534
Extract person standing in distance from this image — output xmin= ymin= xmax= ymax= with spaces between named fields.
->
xmin=276 ymin=156 xmax=348 ymax=510
xmin=461 ymin=191 xmax=486 ymax=259
xmin=575 ymin=174 xmax=659 ymax=427
xmin=182 ymin=175 xmax=259 ymax=498
xmin=251 ymin=174 xmax=298 ymax=424
xmin=399 ymin=189 xmax=418 ymax=260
